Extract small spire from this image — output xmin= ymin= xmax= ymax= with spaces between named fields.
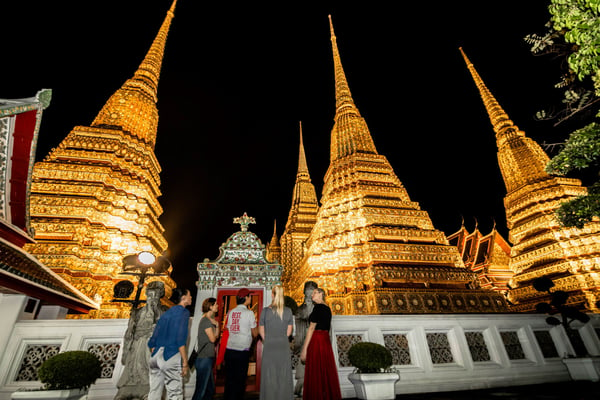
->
xmin=270 ymin=219 xmax=280 ymax=245
xmin=298 ymin=121 xmax=309 ymax=176
xmin=289 ymin=121 xmax=317 ymax=212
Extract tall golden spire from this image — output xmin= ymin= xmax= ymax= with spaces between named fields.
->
xmin=285 ymin=22 xmax=508 ymax=315
xmin=328 ymin=15 xmax=377 ymax=161
xmin=461 ymin=48 xmax=600 ymax=312
xmin=459 ymin=48 xmax=551 ymax=193
xmin=25 ymin=2 xmax=178 ymax=319
xmin=91 ymin=0 xmax=177 ymax=147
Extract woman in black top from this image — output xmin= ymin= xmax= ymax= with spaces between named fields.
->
xmin=300 ymin=288 xmax=341 ymax=400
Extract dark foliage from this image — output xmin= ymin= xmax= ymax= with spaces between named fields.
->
xmin=38 ymin=351 xmax=102 ymax=390
xmin=348 ymin=342 xmax=393 ymax=373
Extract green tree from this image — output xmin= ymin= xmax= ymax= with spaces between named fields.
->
xmin=525 ymin=0 xmax=600 ymax=228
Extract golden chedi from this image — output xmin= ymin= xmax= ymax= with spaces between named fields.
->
xmin=461 ymin=48 xmax=600 ymax=312
xmin=283 ymin=18 xmax=508 ymax=315
xmin=24 ymin=1 xmax=179 ymax=318
xmin=280 ymin=122 xmax=319 ymax=288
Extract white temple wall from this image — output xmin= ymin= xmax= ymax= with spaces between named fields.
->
xmin=0 ymin=319 xmax=127 ymax=400
xmin=0 ymin=313 xmax=598 ymax=400
xmin=0 ymin=295 xmax=28 ymax=365
xmin=331 ymin=314 xmax=600 ymax=397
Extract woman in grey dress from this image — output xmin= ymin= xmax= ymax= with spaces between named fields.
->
xmin=259 ymin=285 xmax=294 ymax=400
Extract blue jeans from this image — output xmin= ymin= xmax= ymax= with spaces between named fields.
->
xmin=191 ymin=357 xmax=215 ymax=400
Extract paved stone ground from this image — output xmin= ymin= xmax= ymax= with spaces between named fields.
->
xmin=213 ymin=380 xmax=600 ymax=399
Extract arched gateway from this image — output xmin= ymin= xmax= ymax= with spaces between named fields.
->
xmin=191 ymin=213 xmax=283 ymax=394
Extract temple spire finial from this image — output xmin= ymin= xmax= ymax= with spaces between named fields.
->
xmin=459 ymin=47 xmax=520 ymax=143
xmin=328 ymin=14 xmax=336 ymax=38
xmin=270 ymin=219 xmax=279 ymax=244
xmin=298 ymin=121 xmax=309 ymax=176
xmin=328 ymin=15 xmax=378 ymax=161
xmin=329 ymin=15 xmax=357 ymax=116
xmin=234 ymin=212 xmax=256 ymax=232
xmin=461 ymin=47 xmax=551 ymax=191
xmin=91 ymin=0 xmax=177 ymax=147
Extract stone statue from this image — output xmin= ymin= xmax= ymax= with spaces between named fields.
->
xmin=293 ymin=281 xmax=318 ymax=397
xmin=115 ymin=281 xmax=167 ymax=400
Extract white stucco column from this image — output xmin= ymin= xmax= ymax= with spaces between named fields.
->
xmin=0 ymin=294 xmax=28 ymax=363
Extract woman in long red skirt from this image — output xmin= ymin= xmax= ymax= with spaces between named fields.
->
xmin=300 ymin=288 xmax=341 ymax=400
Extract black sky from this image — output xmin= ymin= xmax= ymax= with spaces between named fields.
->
xmin=2 ymin=1 xmax=570 ymax=293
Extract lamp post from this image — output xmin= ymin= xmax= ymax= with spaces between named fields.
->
xmin=113 ymin=251 xmax=171 ymax=311
xmin=112 ymin=253 xmax=170 ymax=400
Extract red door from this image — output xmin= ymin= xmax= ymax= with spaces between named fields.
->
xmin=214 ymin=288 xmax=263 ymax=394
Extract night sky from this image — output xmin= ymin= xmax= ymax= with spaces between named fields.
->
xmin=3 ymin=1 xmax=571 ymax=293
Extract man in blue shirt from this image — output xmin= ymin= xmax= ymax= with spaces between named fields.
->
xmin=148 ymin=288 xmax=192 ymax=400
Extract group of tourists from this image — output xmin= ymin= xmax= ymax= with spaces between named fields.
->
xmin=142 ymin=284 xmax=341 ymax=400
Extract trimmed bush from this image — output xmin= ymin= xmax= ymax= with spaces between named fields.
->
xmin=38 ymin=351 xmax=102 ymax=390
xmin=348 ymin=342 xmax=393 ymax=373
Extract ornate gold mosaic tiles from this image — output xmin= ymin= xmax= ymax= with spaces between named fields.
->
xmin=24 ymin=1 xmax=178 ymax=318
xmin=282 ymin=21 xmax=506 ymax=312
xmin=461 ymin=48 xmax=600 ymax=312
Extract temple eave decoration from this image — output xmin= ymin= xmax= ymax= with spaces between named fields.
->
xmin=326 ymin=288 xmax=509 ymax=315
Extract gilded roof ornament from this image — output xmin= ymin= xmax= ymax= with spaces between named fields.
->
xmin=234 ymin=212 xmax=256 ymax=232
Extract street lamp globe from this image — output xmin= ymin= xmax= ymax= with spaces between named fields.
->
xmin=138 ymin=251 xmax=156 ymax=265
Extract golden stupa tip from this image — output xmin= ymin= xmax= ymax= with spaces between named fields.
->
xmin=328 ymin=15 xmax=335 ymax=37
xmin=458 ymin=47 xmax=471 ymax=66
